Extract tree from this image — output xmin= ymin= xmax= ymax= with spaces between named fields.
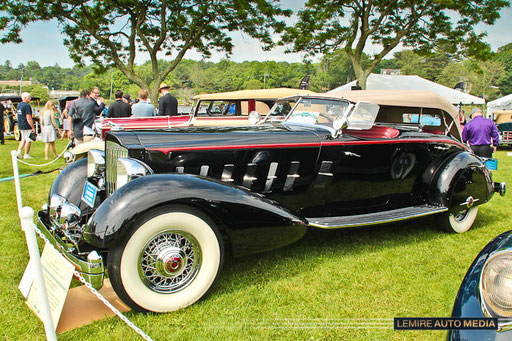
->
xmin=280 ymin=0 xmax=509 ymax=89
xmin=1 ymin=0 xmax=290 ymax=104
xmin=494 ymin=43 xmax=512 ymax=95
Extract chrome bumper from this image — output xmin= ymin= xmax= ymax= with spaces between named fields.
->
xmin=36 ymin=210 xmax=104 ymax=290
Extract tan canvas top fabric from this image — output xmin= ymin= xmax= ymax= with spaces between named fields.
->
xmin=281 ymin=90 xmax=463 ymax=138
xmin=193 ymin=88 xmax=315 ymax=101
xmin=327 ymin=90 xmax=459 ymax=116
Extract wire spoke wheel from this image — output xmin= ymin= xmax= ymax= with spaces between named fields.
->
xmin=139 ymin=230 xmax=201 ymax=293
xmin=108 ymin=205 xmax=224 ymax=313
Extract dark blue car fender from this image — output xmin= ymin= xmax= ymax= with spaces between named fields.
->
xmin=84 ymin=173 xmax=308 ymax=257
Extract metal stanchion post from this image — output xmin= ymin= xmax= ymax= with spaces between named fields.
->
xmin=20 ymin=207 xmax=57 ymax=341
xmin=11 ymin=150 xmax=23 ymax=212
xmin=12 ymin=150 xmax=57 ymax=340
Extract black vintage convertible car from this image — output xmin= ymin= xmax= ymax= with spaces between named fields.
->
xmin=38 ymin=90 xmax=505 ymax=313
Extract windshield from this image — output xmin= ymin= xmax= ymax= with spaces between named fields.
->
xmin=273 ymin=97 xmax=350 ymax=128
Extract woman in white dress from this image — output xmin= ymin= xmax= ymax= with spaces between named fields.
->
xmin=40 ymin=101 xmax=61 ymax=159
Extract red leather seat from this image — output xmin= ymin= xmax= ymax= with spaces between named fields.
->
xmin=345 ymin=125 xmax=400 ymax=139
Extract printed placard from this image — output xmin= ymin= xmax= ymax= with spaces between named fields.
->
xmin=23 ymin=245 xmax=75 ymax=329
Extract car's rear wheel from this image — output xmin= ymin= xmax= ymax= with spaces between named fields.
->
xmin=3 ymin=117 xmax=12 ymax=132
xmin=107 ymin=205 xmax=224 ymax=313
xmin=437 ymin=206 xmax=478 ymax=233
xmin=13 ymin=122 xmax=20 ymax=141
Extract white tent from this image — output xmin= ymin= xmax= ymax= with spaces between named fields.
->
xmin=486 ymin=93 xmax=512 ymax=116
xmin=328 ymin=74 xmax=485 ymax=105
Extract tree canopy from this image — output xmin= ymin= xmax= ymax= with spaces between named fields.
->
xmin=0 ymin=0 xmax=290 ymax=103
xmin=280 ymin=0 xmax=510 ymax=89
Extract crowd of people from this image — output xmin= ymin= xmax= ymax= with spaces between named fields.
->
xmin=4 ymin=83 xmax=178 ymax=159
xmin=1 ymin=84 xmax=503 ymax=160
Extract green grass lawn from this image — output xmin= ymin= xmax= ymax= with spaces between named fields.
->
xmin=0 ymin=136 xmax=511 ymax=340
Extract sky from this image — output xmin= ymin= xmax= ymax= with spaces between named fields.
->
xmin=0 ymin=2 xmax=511 ymax=69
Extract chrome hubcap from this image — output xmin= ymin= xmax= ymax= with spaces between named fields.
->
xmin=139 ymin=230 xmax=201 ymax=293
xmin=156 ymin=247 xmax=187 ymax=278
xmin=454 ymin=209 xmax=469 ymax=223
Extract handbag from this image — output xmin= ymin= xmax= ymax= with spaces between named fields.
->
xmin=29 ymin=131 xmax=37 ymax=142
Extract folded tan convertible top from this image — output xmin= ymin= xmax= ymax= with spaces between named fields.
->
xmin=193 ymin=88 xmax=315 ymax=101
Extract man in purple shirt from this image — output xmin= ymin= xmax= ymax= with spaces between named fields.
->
xmin=462 ymin=108 xmax=500 ymax=158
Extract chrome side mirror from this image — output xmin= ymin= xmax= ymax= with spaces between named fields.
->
xmin=333 ymin=115 xmax=348 ymax=132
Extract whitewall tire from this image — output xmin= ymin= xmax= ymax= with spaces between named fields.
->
xmin=437 ymin=206 xmax=479 ymax=234
xmin=108 ymin=205 xmax=224 ymax=313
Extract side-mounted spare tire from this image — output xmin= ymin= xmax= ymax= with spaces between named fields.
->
xmin=107 ymin=205 xmax=224 ymax=313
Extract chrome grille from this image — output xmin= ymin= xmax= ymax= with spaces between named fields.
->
xmin=105 ymin=140 xmax=128 ymax=195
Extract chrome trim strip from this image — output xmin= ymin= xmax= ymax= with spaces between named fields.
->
xmin=307 ymin=206 xmax=448 ymax=229
xmin=314 ymin=161 xmax=334 ymax=189
xmin=200 ymin=165 xmax=209 ymax=176
xmin=264 ymin=162 xmax=278 ymax=193
xmin=222 ymin=164 xmax=235 ymax=182
xmin=243 ymin=163 xmax=258 ymax=189
xmin=284 ymin=161 xmax=300 ymax=191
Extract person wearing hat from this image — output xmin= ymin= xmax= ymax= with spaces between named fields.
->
xmin=462 ymin=107 xmax=500 ymax=158
xmin=157 ymin=82 xmax=178 ymax=116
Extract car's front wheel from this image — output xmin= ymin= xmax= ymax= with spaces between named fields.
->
xmin=107 ymin=205 xmax=224 ymax=313
xmin=437 ymin=206 xmax=479 ymax=233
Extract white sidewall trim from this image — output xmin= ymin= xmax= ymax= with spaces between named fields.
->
xmin=119 ymin=212 xmax=221 ymax=312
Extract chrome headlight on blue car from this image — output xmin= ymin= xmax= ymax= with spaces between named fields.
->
xmin=480 ymin=249 xmax=512 ymax=331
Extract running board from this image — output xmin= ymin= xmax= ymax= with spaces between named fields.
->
xmin=307 ymin=205 xmax=448 ymax=229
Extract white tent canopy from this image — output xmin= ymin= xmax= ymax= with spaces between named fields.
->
xmin=487 ymin=93 xmax=512 ymax=114
xmin=328 ymin=74 xmax=485 ymax=105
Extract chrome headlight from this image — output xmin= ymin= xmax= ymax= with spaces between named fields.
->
xmin=59 ymin=202 xmax=81 ymax=228
xmin=480 ymin=250 xmax=512 ymax=318
xmin=87 ymin=149 xmax=105 ymax=177
xmin=116 ymin=158 xmax=152 ymax=189
xmin=49 ymin=194 xmax=66 ymax=220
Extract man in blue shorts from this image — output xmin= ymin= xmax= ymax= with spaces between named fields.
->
xmin=16 ymin=92 xmax=36 ymax=159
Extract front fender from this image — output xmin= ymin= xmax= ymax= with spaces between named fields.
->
xmin=70 ymin=139 xmax=104 ymax=158
xmin=429 ymin=152 xmax=493 ymax=210
xmin=84 ymin=173 xmax=308 ymax=257
xmin=49 ymin=158 xmax=89 ymax=210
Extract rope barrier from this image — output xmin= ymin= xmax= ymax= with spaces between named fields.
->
xmin=32 ymin=222 xmax=153 ymax=341
xmin=16 ymin=140 xmax=72 ymax=167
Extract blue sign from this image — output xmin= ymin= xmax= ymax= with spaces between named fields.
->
xmin=82 ymin=181 xmax=98 ymax=208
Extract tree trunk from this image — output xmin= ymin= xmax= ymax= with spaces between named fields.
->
xmin=149 ymin=88 xmax=160 ymax=111
xmin=350 ymin=56 xmax=371 ymax=90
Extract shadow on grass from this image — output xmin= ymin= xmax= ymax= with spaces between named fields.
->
xmin=214 ymin=198 xmax=510 ymax=296
xmin=216 ymin=215 xmax=442 ymax=292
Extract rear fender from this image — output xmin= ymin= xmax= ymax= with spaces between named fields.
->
xmin=84 ymin=173 xmax=308 ymax=257
xmin=428 ymin=152 xmax=494 ymax=211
